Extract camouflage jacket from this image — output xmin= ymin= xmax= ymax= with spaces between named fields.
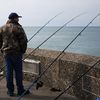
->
xmin=0 ymin=19 xmax=28 ymax=55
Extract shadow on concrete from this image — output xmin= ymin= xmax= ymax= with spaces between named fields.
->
xmin=21 ymin=93 xmax=78 ymax=100
xmin=0 ymin=97 xmax=13 ymax=100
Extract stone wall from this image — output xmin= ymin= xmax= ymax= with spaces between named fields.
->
xmin=24 ymin=48 xmax=100 ymax=100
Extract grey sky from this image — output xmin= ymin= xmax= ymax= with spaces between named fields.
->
xmin=0 ymin=0 xmax=100 ymax=26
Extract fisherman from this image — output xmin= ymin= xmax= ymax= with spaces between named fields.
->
xmin=0 ymin=12 xmax=30 ymax=96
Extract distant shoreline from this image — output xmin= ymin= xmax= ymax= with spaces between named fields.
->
xmin=23 ymin=26 xmax=100 ymax=27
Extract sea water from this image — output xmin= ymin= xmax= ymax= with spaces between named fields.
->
xmin=24 ymin=26 xmax=100 ymax=57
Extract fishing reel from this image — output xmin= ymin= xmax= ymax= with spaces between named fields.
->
xmin=36 ymin=81 xmax=43 ymax=90
xmin=0 ymin=71 xmax=4 ymax=76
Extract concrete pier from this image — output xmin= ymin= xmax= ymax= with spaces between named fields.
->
xmin=0 ymin=48 xmax=100 ymax=100
xmin=0 ymin=78 xmax=78 ymax=100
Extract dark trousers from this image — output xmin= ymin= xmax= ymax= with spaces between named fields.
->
xmin=5 ymin=53 xmax=24 ymax=93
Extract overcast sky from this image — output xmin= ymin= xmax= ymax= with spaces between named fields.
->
xmin=0 ymin=0 xmax=100 ymax=26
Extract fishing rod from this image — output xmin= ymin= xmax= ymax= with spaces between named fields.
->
xmin=27 ymin=12 xmax=63 ymax=42
xmin=54 ymin=60 xmax=100 ymax=100
xmin=54 ymin=13 xmax=100 ymax=100
xmin=24 ymin=13 xmax=85 ymax=59
xmin=0 ymin=12 xmax=63 ymax=73
xmin=17 ymin=13 xmax=86 ymax=100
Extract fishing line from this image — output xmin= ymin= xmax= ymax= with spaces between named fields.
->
xmin=24 ymin=13 xmax=85 ymax=59
xmin=27 ymin=12 xmax=63 ymax=42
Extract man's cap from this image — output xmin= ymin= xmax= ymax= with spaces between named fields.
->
xmin=8 ymin=12 xmax=22 ymax=19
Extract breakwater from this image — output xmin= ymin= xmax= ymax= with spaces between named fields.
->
xmin=0 ymin=48 xmax=100 ymax=100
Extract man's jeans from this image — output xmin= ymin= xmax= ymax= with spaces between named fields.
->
xmin=5 ymin=53 xmax=24 ymax=92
